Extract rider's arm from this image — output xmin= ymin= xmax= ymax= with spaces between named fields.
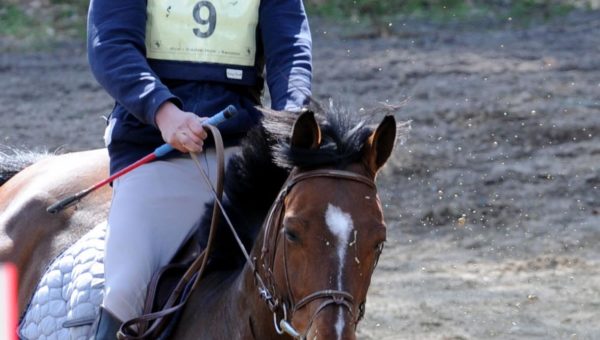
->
xmin=259 ymin=0 xmax=313 ymax=111
xmin=87 ymin=0 xmax=180 ymax=127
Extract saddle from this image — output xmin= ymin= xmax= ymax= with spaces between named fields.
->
xmin=143 ymin=233 xmax=202 ymax=318
xmin=136 ymin=232 xmax=204 ymax=338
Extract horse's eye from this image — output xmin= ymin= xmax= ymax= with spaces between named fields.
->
xmin=284 ymin=228 xmax=300 ymax=243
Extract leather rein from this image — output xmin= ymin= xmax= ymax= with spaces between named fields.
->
xmin=118 ymin=124 xmax=227 ymax=339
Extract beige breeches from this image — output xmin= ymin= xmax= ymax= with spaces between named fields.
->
xmin=102 ymin=148 xmax=238 ymax=321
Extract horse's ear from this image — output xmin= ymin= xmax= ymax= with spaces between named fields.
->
xmin=363 ymin=115 xmax=396 ymax=176
xmin=290 ymin=110 xmax=321 ymax=149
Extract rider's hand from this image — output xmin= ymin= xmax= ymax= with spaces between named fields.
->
xmin=155 ymin=101 xmax=208 ymax=153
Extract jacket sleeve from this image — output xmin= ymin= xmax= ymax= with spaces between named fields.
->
xmin=259 ymin=0 xmax=312 ymax=111
xmin=87 ymin=0 xmax=180 ymax=127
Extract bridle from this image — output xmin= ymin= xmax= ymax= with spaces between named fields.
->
xmin=184 ymin=141 xmax=382 ymax=339
xmin=254 ymin=168 xmax=380 ymax=339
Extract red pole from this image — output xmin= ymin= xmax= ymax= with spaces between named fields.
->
xmin=0 ymin=263 xmax=18 ymax=340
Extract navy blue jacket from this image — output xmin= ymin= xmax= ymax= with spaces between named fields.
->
xmin=87 ymin=0 xmax=312 ymax=174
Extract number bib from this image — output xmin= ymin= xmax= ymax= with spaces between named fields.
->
xmin=146 ymin=0 xmax=260 ymax=67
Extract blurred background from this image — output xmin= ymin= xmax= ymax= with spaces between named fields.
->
xmin=1 ymin=1 xmax=600 ymax=339
xmin=1 ymin=0 xmax=600 ymax=49
xmin=0 ymin=0 xmax=599 ymax=48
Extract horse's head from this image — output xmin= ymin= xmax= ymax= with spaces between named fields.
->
xmin=258 ymin=109 xmax=397 ymax=339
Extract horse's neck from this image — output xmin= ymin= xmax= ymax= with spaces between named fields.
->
xmin=236 ymin=224 xmax=286 ymax=338
xmin=197 ymin=228 xmax=279 ymax=339
xmin=236 ymin=254 xmax=280 ymax=339
xmin=173 ymin=187 xmax=284 ymax=338
xmin=172 ymin=262 xmax=275 ymax=339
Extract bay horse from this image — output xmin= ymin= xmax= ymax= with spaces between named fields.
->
xmin=1 ymin=107 xmax=398 ymax=339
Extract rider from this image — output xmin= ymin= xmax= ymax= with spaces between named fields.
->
xmin=86 ymin=0 xmax=312 ymax=338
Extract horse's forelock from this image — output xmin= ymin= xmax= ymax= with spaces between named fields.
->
xmin=261 ymin=104 xmax=379 ymax=169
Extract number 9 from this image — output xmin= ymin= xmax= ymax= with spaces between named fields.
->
xmin=193 ymin=1 xmax=217 ymax=38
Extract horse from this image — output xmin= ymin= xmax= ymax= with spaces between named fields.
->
xmin=1 ymin=106 xmax=399 ymax=339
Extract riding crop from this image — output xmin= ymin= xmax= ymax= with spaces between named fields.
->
xmin=46 ymin=105 xmax=237 ymax=214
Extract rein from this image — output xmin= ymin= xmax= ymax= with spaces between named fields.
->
xmin=117 ymin=124 xmax=226 ymax=339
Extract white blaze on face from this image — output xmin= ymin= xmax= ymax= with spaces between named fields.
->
xmin=324 ymin=204 xmax=354 ymax=339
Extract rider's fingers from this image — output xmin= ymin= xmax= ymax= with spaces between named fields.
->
xmin=184 ymin=129 xmax=203 ymax=145
xmin=175 ymin=131 xmax=203 ymax=153
xmin=187 ymin=116 xmax=209 ymax=140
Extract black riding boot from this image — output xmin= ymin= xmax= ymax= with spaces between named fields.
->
xmin=93 ymin=307 xmax=122 ymax=340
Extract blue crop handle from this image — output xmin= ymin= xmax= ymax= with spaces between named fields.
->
xmin=153 ymin=105 xmax=237 ymax=158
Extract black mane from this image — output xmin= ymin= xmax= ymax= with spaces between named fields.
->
xmin=198 ymin=106 xmax=385 ymax=270
xmin=197 ymin=124 xmax=288 ymax=270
